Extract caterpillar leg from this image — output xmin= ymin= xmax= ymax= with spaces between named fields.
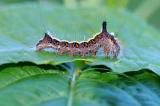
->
xmin=103 ymin=46 xmax=110 ymax=56
xmin=58 ymin=50 xmax=65 ymax=55
xmin=90 ymin=50 xmax=97 ymax=57
xmin=58 ymin=48 xmax=69 ymax=55
xmin=79 ymin=50 xmax=88 ymax=57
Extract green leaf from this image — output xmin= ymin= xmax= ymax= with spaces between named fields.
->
xmin=0 ymin=65 xmax=160 ymax=106
xmin=0 ymin=3 xmax=160 ymax=74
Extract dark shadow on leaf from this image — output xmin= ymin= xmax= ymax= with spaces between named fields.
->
xmin=0 ymin=62 xmax=66 ymax=72
xmin=124 ymin=69 xmax=158 ymax=77
xmin=82 ymin=65 xmax=111 ymax=73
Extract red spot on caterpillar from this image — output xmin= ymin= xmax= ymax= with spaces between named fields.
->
xmin=36 ymin=21 xmax=121 ymax=58
xmin=75 ymin=42 xmax=79 ymax=48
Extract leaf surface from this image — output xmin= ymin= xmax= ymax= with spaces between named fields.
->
xmin=0 ymin=65 xmax=160 ymax=106
xmin=0 ymin=3 xmax=160 ymax=74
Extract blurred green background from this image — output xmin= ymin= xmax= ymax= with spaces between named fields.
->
xmin=0 ymin=0 xmax=160 ymax=30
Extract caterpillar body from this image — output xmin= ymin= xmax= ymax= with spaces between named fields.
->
xmin=36 ymin=21 xmax=120 ymax=58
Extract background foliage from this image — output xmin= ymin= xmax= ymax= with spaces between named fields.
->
xmin=0 ymin=0 xmax=160 ymax=30
xmin=0 ymin=0 xmax=160 ymax=106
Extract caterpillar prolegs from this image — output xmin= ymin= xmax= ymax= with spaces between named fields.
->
xmin=36 ymin=21 xmax=120 ymax=58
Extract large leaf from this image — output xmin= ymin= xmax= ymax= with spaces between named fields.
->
xmin=0 ymin=64 xmax=160 ymax=106
xmin=0 ymin=3 xmax=160 ymax=74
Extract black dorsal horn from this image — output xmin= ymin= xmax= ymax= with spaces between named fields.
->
xmin=102 ymin=21 xmax=107 ymax=32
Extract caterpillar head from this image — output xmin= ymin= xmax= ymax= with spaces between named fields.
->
xmin=36 ymin=33 xmax=59 ymax=51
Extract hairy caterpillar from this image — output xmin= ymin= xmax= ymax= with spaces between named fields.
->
xmin=36 ymin=21 xmax=120 ymax=58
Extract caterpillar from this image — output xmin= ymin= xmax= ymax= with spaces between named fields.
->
xmin=36 ymin=21 xmax=120 ymax=58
